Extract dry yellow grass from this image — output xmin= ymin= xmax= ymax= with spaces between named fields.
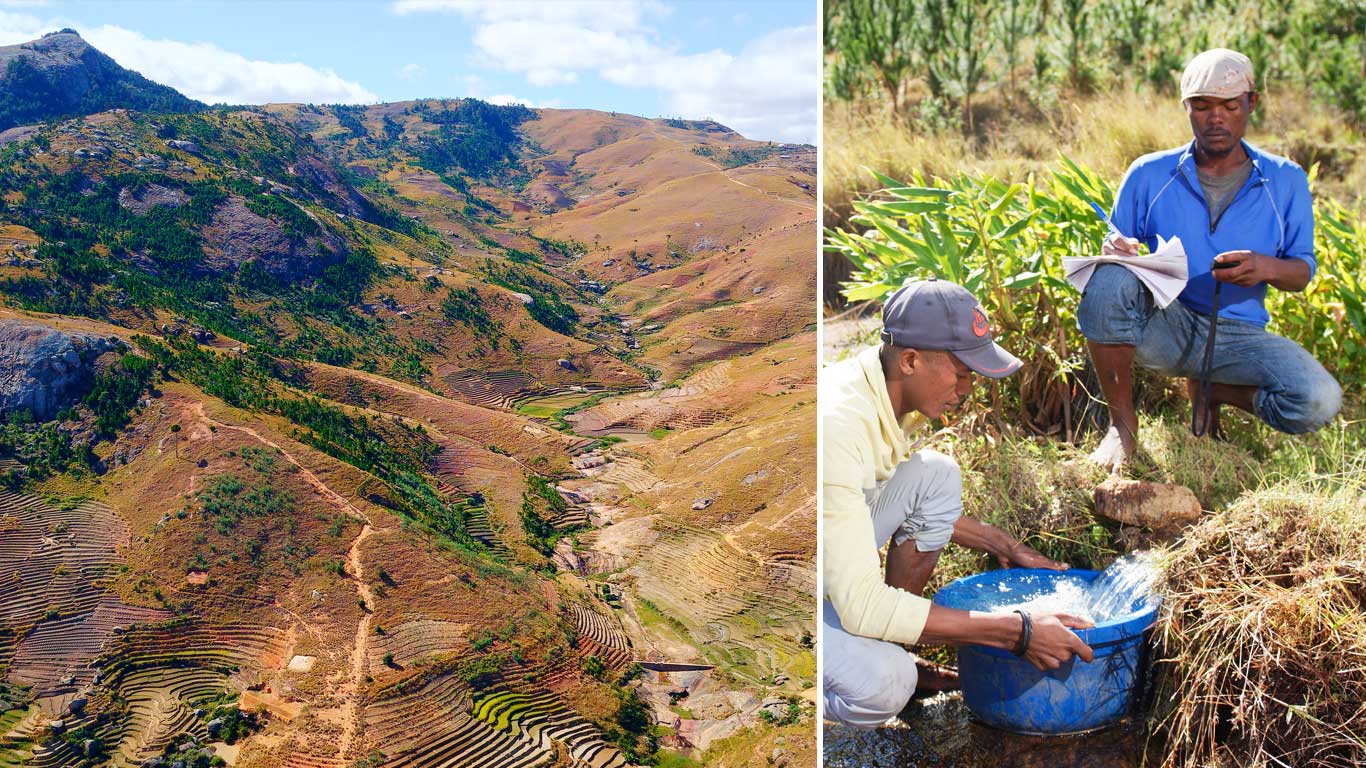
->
xmin=1154 ymin=479 xmax=1366 ymax=768
xmin=824 ymin=88 xmax=1366 ymax=226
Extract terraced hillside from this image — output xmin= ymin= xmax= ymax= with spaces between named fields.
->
xmin=0 ymin=31 xmax=814 ymax=768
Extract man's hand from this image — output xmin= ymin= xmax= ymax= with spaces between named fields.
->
xmin=1101 ymin=232 xmax=1142 ymax=257
xmin=1212 ymin=250 xmax=1272 ymax=287
xmin=996 ymin=541 xmax=1070 ymax=571
xmin=1022 ymin=612 xmax=1095 ymax=671
xmin=1214 ymin=250 xmax=1313 ymax=292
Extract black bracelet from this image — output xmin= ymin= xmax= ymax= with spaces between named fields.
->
xmin=1011 ymin=609 xmax=1032 ymax=657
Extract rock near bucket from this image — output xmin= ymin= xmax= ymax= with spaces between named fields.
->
xmin=1093 ymin=477 xmax=1202 ymax=529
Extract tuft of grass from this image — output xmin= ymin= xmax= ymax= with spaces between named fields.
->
xmin=1153 ymin=473 xmax=1366 ymax=768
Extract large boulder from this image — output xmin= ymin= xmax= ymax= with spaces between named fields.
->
xmin=200 ymin=195 xmax=346 ymax=283
xmin=0 ymin=319 xmax=119 ymax=420
xmin=117 ymin=183 xmax=187 ymax=215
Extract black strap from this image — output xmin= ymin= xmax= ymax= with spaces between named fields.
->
xmin=1192 ymin=265 xmax=1233 ymax=437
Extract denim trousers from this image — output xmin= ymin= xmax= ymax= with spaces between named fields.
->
xmin=1077 ymin=264 xmax=1341 ymax=434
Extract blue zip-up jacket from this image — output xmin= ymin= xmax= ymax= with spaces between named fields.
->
xmin=1109 ymin=140 xmax=1315 ymax=327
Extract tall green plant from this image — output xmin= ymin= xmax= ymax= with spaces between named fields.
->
xmin=827 ymin=157 xmax=1366 ymax=437
xmin=993 ymin=0 xmax=1038 ymax=101
xmin=830 ymin=0 xmax=919 ymax=114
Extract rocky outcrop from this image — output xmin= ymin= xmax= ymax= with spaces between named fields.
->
xmin=200 ymin=195 xmax=347 ymax=282
xmin=0 ymin=319 xmax=120 ymax=421
xmin=117 ymin=183 xmax=187 ymax=215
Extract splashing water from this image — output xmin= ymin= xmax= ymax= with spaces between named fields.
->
xmin=966 ymin=552 xmax=1159 ymax=624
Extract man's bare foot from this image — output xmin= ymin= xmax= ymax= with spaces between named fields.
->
xmin=1087 ymin=424 xmax=1136 ymax=473
xmin=913 ymin=660 xmax=960 ymax=698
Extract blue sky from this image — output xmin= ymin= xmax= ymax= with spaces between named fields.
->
xmin=0 ymin=0 xmax=817 ymax=143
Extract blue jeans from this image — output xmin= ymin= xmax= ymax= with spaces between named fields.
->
xmin=1077 ymin=264 xmax=1341 ymax=434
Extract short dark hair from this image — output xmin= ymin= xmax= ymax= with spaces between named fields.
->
xmin=880 ymin=344 xmax=947 ymax=375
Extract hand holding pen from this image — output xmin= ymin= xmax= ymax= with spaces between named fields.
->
xmin=1090 ymin=201 xmax=1143 ymax=257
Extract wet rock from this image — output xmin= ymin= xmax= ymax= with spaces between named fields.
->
xmin=0 ymin=319 xmax=120 ymax=420
xmin=824 ymin=692 xmax=1147 ymax=768
xmin=1093 ymin=477 xmax=1202 ymax=530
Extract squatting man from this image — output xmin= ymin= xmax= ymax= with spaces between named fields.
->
xmin=822 ymin=279 xmax=1093 ymax=726
xmin=1081 ymin=47 xmax=1342 ymax=470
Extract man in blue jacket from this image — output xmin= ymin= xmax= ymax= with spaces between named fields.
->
xmin=1078 ymin=48 xmax=1342 ymax=470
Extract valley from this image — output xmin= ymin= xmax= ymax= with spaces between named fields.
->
xmin=0 ymin=29 xmax=815 ymax=768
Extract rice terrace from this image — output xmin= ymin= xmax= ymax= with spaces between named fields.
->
xmin=0 ymin=14 xmax=817 ymax=768
xmin=823 ymin=0 xmax=1365 ymax=766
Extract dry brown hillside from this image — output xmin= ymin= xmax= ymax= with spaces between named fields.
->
xmin=0 ymin=89 xmax=815 ymax=767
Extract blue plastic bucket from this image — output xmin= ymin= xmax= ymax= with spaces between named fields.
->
xmin=932 ymin=568 xmax=1158 ymax=735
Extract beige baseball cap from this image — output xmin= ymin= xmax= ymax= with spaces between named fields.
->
xmin=1180 ymin=48 xmax=1256 ymax=101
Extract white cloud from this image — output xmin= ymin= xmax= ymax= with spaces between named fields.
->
xmin=391 ymin=1 xmax=815 ymax=143
xmin=0 ymin=14 xmax=377 ymax=105
xmin=394 ymin=0 xmax=663 ymax=30
xmin=0 ymin=9 xmax=46 ymax=43
xmin=84 ymin=26 xmax=378 ymax=105
xmin=399 ymin=62 xmax=425 ymax=80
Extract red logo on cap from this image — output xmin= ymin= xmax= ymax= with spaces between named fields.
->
xmin=972 ymin=308 xmax=990 ymax=338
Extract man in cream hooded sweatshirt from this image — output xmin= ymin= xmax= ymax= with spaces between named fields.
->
xmin=823 ymin=278 xmax=1095 ymax=727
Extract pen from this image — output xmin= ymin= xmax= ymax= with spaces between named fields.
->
xmin=1088 ymin=201 xmax=1120 ymax=239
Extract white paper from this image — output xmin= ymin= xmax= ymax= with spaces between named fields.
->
xmin=1063 ymin=235 xmax=1189 ymax=308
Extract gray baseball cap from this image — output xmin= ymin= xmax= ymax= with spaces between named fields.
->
xmin=880 ymin=278 xmax=1022 ymax=378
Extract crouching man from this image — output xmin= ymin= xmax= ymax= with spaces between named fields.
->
xmin=822 ymin=279 xmax=1093 ymax=726
xmin=1080 ymin=48 xmax=1341 ymax=470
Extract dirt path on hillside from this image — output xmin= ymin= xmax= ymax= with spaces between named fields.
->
xmin=646 ymin=126 xmax=814 ymax=212
xmin=336 ymin=523 xmax=375 ymax=762
xmin=721 ymin=172 xmax=816 ymax=211
xmin=189 ymin=403 xmax=371 ymax=524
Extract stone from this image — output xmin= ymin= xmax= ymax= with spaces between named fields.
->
xmin=556 ymin=358 xmax=577 ymax=372
xmin=1093 ymin=477 xmax=1202 ymax=530
xmin=67 ymin=697 xmax=87 ymax=714
xmin=0 ymin=319 xmax=120 ymax=420
xmin=117 ymin=183 xmax=187 ymax=215
xmin=205 ymin=717 xmax=224 ymax=737
xmin=199 ymin=195 xmax=347 ymax=283
xmin=165 ymin=139 xmax=201 ymax=155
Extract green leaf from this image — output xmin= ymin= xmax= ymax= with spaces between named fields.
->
xmin=1003 ymin=271 xmax=1042 ymax=289
xmin=843 ymin=281 xmax=894 ymax=302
